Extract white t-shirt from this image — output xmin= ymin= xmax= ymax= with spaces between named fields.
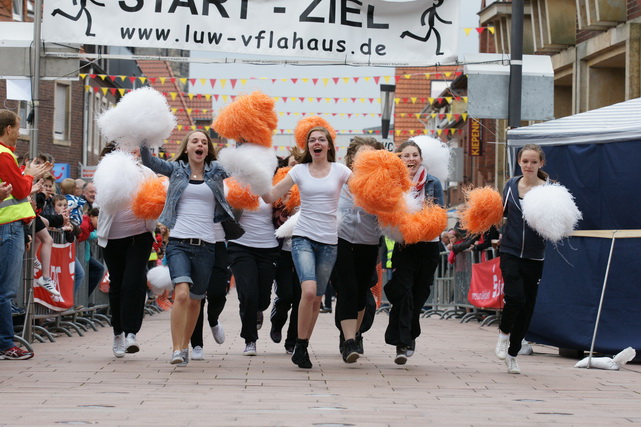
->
xmin=171 ymin=181 xmax=217 ymax=244
xmin=108 ymin=208 xmax=149 ymax=240
xmin=229 ymin=198 xmax=278 ymax=248
xmin=289 ymin=162 xmax=352 ymax=245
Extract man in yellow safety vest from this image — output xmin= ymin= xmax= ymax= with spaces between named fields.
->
xmin=0 ymin=109 xmax=50 ymax=360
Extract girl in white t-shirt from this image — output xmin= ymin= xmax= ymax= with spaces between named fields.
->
xmin=262 ymin=126 xmax=351 ymax=369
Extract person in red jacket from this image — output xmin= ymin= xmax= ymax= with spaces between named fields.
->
xmin=0 ymin=109 xmax=50 ymax=360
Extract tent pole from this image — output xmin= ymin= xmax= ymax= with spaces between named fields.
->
xmin=587 ymin=231 xmax=617 ymax=368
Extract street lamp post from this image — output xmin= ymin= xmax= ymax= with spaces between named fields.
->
xmin=380 ymin=84 xmax=396 ymax=142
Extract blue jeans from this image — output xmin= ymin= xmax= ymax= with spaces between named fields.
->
xmin=0 ymin=221 xmax=25 ymax=350
xmin=291 ymin=236 xmax=337 ymax=297
xmin=165 ymin=238 xmax=216 ymax=300
xmin=74 ymin=258 xmax=85 ymax=294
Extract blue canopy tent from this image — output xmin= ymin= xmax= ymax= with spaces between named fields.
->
xmin=506 ymin=97 xmax=641 ymax=359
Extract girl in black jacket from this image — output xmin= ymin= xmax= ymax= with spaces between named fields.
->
xmin=495 ymin=144 xmax=548 ymax=374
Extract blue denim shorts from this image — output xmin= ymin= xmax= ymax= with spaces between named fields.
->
xmin=165 ymin=238 xmax=216 ymax=300
xmin=291 ymin=236 xmax=337 ymax=296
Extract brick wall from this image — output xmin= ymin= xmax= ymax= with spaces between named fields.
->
xmin=0 ymin=0 xmax=13 ymax=20
xmin=629 ymin=0 xmax=641 ymax=19
xmin=0 ymin=79 xmax=86 ymax=177
xmin=394 ymin=65 xmax=460 ymax=147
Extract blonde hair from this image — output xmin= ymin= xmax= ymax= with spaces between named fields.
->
xmin=60 ymin=178 xmax=77 ymax=195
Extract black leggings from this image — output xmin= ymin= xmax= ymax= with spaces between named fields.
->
xmin=103 ymin=232 xmax=154 ymax=336
xmin=333 ymin=239 xmax=379 ymax=322
xmin=228 ymin=242 xmax=279 ymax=344
xmin=191 ymin=242 xmax=230 ymax=348
xmin=384 ymin=241 xmax=440 ymax=347
xmin=499 ymin=252 xmax=544 ymax=357
xmin=270 ymin=249 xmax=301 ymax=349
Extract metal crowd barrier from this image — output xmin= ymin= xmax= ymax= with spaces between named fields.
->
xmin=14 ymin=227 xmax=163 ymax=347
xmin=422 ymin=249 xmax=500 ymax=325
xmin=374 ymin=247 xmax=500 ymax=326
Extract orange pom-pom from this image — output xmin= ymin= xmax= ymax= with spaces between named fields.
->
xmin=293 ymin=116 xmax=337 ymax=150
xmin=212 ymin=91 xmax=277 ymax=148
xmin=349 ymin=150 xmax=411 ymax=216
xmin=284 ymin=186 xmax=300 ymax=213
xmin=132 ymin=177 xmax=167 ymax=220
xmin=458 ymin=186 xmax=503 ymax=235
xmin=398 ymin=204 xmax=448 ymax=244
xmin=272 ymin=166 xmax=291 ymax=185
xmin=225 ymin=178 xmax=259 ymax=210
xmin=272 ymin=167 xmax=300 ymax=213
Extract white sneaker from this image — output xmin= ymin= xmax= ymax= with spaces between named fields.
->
xmin=112 ymin=333 xmax=125 ymax=358
xmin=177 ymin=348 xmax=189 ymax=367
xmin=505 ymin=355 xmax=521 ymax=374
xmin=125 ymin=333 xmax=139 ymax=353
xmin=518 ymin=339 xmax=533 ymax=355
xmin=243 ymin=342 xmax=257 ymax=356
xmin=495 ymin=335 xmax=509 ymax=360
xmin=33 ymin=259 xmax=42 ymax=271
xmin=192 ymin=346 xmax=204 ymax=360
xmin=211 ymin=323 xmax=225 ymax=344
xmin=36 ymin=277 xmax=61 ymax=297
xmin=170 ymin=350 xmax=184 ymax=365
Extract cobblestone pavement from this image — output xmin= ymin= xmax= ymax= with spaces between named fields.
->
xmin=2 ymin=291 xmax=640 ymax=426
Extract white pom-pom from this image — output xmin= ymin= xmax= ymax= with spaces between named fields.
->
xmin=217 ymin=144 xmax=278 ymax=196
xmin=275 ymin=211 xmax=300 ymax=238
xmin=612 ymin=347 xmax=636 ymax=366
xmin=97 ymin=87 xmax=176 ymax=152
xmin=381 ymin=225 xmax=404 ymax=243
xmin=94 ymin=151 xmax=144 ymax=214
xmin=404 ymin=192 xmax=422 ymax=213
xmin=522 ymin=183 xmax=582 ymax=243
xmin=146 ymin=266 xmax=173 ymax=295
xmin=410 ymin=135 xmax=450 ymax=183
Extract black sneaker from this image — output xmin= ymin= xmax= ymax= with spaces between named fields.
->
xmin=270 ymin=326 xmax=282 ymax=343
xmin=292 ymin=345 xmax=312 ymax=369
xmin=256 ymin=311 xmax=264 ymax=330
xmin=394 ymin=346 xmax=408 ymax=365
xmin=406 ymin=339 xmax=415 ymax=357
xmin=342 ymin=339 xmax=360 ymax=363
xmin=285 ymin=344 xmax=295 ymax=355
xmin=355 ymin=333 xmax=364 ymax=355
xmin=338 ymin=335 xmax=345 ymax=355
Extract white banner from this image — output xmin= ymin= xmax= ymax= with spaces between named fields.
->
xmin=42 ymin=0 xmax=459 ymax=66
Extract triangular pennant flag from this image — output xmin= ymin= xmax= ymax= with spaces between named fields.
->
xmin=394 ymin=75 xmax=402 ymax=83
xmin=169 ymin=92 xmax=177 ymax=100
xmin=464 ymin=28 xmax=472 ymax=36
xmin=118 ymin=89 xmax=126 ymax=96
xmin=213 ymin=94 xmax=219 ymax=101
xmin=488 ymin=26 xmax=495 ymax=34
xmin=109 ymin=88 xmax=117 ymax=95
xmin=79 ymin=73 xmax=87 ymax=79
xmin=148 ymin=77 xmax=156 ymax=84
xmin=210 ymin=79 xmax=217 ymax=87
xmin=353 ymin=77 xmax=359 ymax=83
xmin=220 ymin=79 xmax=227 ymax=88
xmin=476 ymin=27 xmax=485 ymax=34
xmin=101 ymin=87 xmax=108 ymax=95
xmin=169 ymin=78 xmax=176 ymax=83
xmin=199 ymin=78 xmax=206 ymax=86
xmin=312 ymin=78 xmax=319 ymax=85
xmin=139 ymin=77 xmax=147 ymax=84
xmin=291 ymin=78 xmax=298 ymax=84
xmin=159 ymin=77 xmax=166 ymax=84
xmin=342 ymin=77 xmax=350 ymax=84
xmin=332 ymin=77 xmax=340 ymax=85
xmin=410 ymin=97 xmax=417 ymax=104
xmin=322 ymin=78 xmax=330 ymax=86
xmin=240 ymin=79 xmax=247 ymax=86
xmin=230 ymin=79 xmax=237 ymax=89
xmin=189 ymin=78 xmax=196 ymax=85
xmin=462 ymin=113 xmax=468 ymax=121
xmin=403 ymin=74 xmax=411 ymax=79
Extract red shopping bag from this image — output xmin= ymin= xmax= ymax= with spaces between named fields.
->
xmin=468 ymin=257 xmax=504 ymax=309
xmin=99 ymin=271 xmax=110 ymax=293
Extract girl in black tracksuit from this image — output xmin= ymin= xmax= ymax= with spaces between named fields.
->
xmin=495 ymin=144 xmax=548 ymax=374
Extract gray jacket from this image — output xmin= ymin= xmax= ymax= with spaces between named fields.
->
xmin=140 ymin=146 xmax=236 ymax=229
xmin=337 ymin=185 xmax=381 ymax=245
